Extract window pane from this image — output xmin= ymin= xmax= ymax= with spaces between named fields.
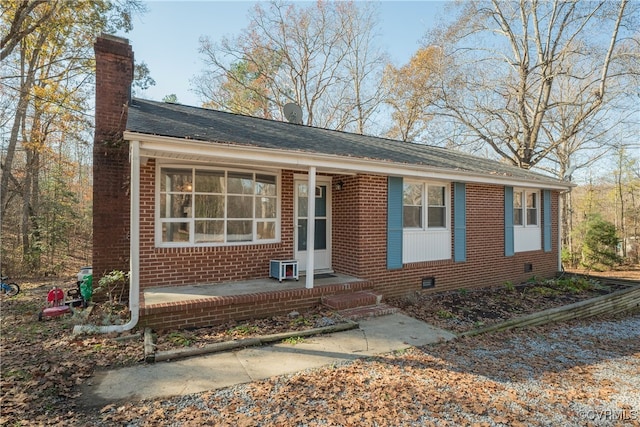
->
xmin=195 ymin=170 xmax=224 ymax=193
xmin=160 ymin=194 xmax=191 ymax=218
xmin=160 ymin=169 xmax=192 ymax=192
xmin=228 ymin=172 xmax=253 ymax=194
xmin=428 ymin=186 xmax=445 ymax=206
xmin=256 ymin=221 xmax=276 ymax=240
xmin=403 ymin=183 xmax=422 ymax=205
xmin=315 ymin=186 xmax=327 ymax=217
xmin=513 ymin=191 xmax=523 ymax=208
xmin=526 ymin=192 xmax=536 ymax=208
xmin=527 ymin=208 xmax=537 ymax=225
xmin=227 ymin=195 xmax=252 ymax=218
xmin=403 ymin=206 xmax=422 ymax=228
xmin=297 ymin=184 xmax=308 ymax=217
xmin=227 ymin=220 xmax=252 ymax=242
xmin=428 ymin=206 xmax=446 ymax=227
xmin=162 ymin=222 xmax=189 ymax=242
xmin=195 ymin=220 xmax=224 ymax=243
xmin=195 ymin=195 xmax=224 ymax=218
xmin=255 ymin=197 xmax=276 ymax=218
xmin=314 ymin=219 xmax=327 ymax=250
xmin=514 ymin=208 xmax=523 ymax=226
xmin=297 ymin=219 xmax=307 ymax=251
xmin=256 ymin=174 xmax=276 ymax=196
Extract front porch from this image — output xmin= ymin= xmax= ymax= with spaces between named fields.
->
xmin=139 ymin=273 xmax=375 ymax=330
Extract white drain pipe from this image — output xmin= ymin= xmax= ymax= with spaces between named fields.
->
xmin=73 ymin=140 xmax=141 ymax=334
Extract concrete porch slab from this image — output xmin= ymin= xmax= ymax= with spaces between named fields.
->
xmin=143 ymin=273 xmax=364 ymax=306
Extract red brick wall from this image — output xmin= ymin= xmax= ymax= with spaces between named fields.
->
xmin=138 ymin=163 xmax=297 ymax=291
xmin=93 ymin=35 xmax=134 ymax=286
xmin=140 ymin=280 xmax=373 ymax=330
xmin=333 ymin=175 xmax=559 ymax=299
xmin=139 ymin=168 xmax=558 ymax=298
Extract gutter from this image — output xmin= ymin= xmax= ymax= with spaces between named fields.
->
xmin=73 ymin=140 xmax=141 ymax=335
xmin=124 ymin=131 xmax=574 ymax=191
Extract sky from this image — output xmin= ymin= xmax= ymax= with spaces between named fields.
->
xmin=117 ymin=1 xmax=451 ymax=107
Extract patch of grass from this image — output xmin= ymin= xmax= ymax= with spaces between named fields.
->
xmin=3 ymin=369 xmax=32 ymax=381
xmin=436 ymin=309 xmax=456 ymax=319
xmin=528 ymin=286 xmax=561 ymax=297
xmin=503 ymin=281 xmax=515 ymax=292
xmin=553 ymin=276 xmax=603 ymax=293
xmin=282 ymin=336 xmax=305 ymax=345
xmin=457 ymin=288 xmax=469 ymax=296
xmin=531 ymin=276 xmax=605 ymax=296
xmin=226 ymin=324 xmax=258 ymax=336
xmin=166 ymin=332 xmax=194 ymax=347
xmin=290 ymin=316 xmax=312 ymax=327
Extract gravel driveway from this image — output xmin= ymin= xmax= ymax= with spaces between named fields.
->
xmin=94 ymin=313 xmax=640 ymax=426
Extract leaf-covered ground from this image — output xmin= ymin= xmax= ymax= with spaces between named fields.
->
xmin=388 ymin=274 xmax=631 ymax=333
xmin=1 ymin=270 xmax=638 ymax=426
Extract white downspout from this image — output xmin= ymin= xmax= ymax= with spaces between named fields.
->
xmin=73 ymin=140 xmax=141 ymax=334
xmin=305 ymin=167 xmax=316 ymax=289
xmin=558 ymin=190 xmax=566 ymax=273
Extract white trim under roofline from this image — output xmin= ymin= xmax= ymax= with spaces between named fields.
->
xmin=124 ymin=132 xmax=573 ymax=191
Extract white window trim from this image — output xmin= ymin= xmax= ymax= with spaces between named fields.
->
xmin=155 ymin=163 xmax=281 ymax=247
xmin=513 ymin=188 xmax=541 ymax=253
xmin=513 ymin=189 xmax=540 ymax=228
xmin=403 ymin=180 xmax=450 ymax=231
xmin=402 ymin=181 xmax=451 ymax=263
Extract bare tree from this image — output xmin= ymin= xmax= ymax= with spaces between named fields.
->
xmin=428 ymin=0 xmax=637 ymax=171
xmin=192 ymin=0 xmax=387 ymax=133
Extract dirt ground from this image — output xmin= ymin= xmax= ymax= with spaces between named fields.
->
xmin=1 ymin=268 xmax=638 ymax=425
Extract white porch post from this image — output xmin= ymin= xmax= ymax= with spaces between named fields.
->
xmin=305 ymin=166 xmax=316 ymax=289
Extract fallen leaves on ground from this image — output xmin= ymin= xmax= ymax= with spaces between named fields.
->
xmin=389 ymin=275 xmax=630 ymax=333
xmin=1 ymin=273 xmax=639 ymax=426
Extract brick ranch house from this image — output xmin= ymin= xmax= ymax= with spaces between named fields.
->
xmin=90 ymin=35 xmax=572 ymax=332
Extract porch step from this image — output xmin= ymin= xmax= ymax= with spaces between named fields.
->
xmin=322 ymin=291 xmax=382 ymax=310
xmin=337 ymin=303 xmax=399 ymax=321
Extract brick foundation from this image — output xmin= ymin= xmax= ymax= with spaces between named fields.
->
xmin=140 ymin=280 xmax=374 ymax=330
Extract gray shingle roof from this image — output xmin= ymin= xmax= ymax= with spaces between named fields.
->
xmin=127 ymin=98 xmax=565 ymax=186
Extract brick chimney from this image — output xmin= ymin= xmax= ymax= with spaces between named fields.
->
xmin=93 ymin=34 xmax=134 ymax=289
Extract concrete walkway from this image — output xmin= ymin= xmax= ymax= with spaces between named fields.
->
xmin=80 ymin=313 xmax=456 ymax=406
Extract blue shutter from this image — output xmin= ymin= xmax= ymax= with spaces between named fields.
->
xmin=454 ymin=182 xmax=466 ymax=262
xmin=387 ymin=176 xmax=403 ymax=269
xmin=504 ymin=186 xmax=514 ymax=257
xmin=543 ymin=190 xmax=552 ymax=252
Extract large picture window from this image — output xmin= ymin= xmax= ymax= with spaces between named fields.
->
xmin=158 ymin=166 xmax=278 ymax=245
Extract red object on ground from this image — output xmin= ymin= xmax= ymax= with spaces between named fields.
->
xmin=40 ymin=287 xmax=71 ymax=319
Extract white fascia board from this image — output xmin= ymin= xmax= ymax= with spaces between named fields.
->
xmin=124 ymin=132 xmax=572 ymax=191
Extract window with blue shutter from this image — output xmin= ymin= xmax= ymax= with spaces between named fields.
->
xmin=543 ymin=190 xmax=552 ymax=252
xmin=387 ymin=176 xmax=403 ymax=269
xmin=454 ymin=182 xmax=466 ymax=262
xmin=504 ymin=186 xmax=514 ymax=257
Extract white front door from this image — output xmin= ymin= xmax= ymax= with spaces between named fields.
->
xmin=294 ymin=179 xmax=331 ymax=273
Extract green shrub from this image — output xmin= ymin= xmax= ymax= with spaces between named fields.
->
xmin=581 ymin=215 xmax=621 ymax=271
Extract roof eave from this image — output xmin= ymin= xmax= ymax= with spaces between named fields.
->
xmin=124 ymin=131 xmax=572 ymax=190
